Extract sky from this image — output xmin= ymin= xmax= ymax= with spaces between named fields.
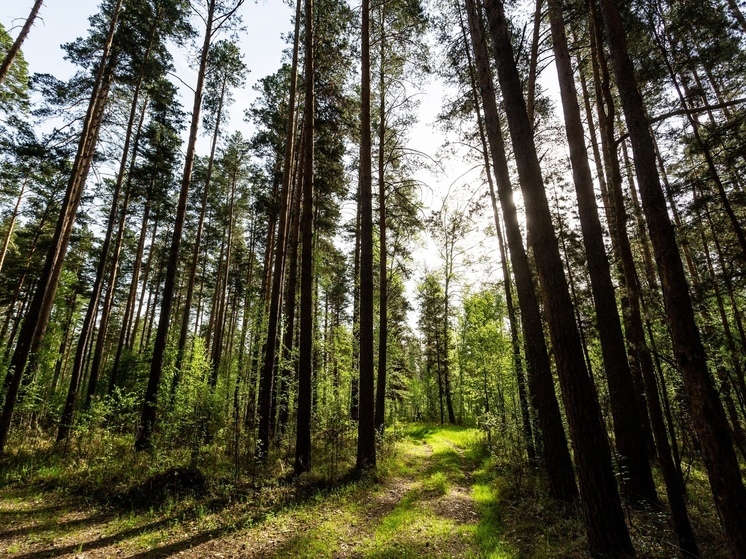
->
xmin=1 ymin=0 xmax=510 ymax=327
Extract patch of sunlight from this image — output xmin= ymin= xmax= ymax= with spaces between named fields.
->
xmin=422 ymin=471 xmax=449 ymax=495
xmin=269 ymin=508 xmax=359 ymax=558
xmin=470 ymin=456 xmax=516 ymax=559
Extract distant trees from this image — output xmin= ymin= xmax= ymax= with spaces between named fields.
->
xmin=1 ymin=0 xmax=746 ymax=556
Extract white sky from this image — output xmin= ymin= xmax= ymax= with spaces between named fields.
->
xmin=1 ymin=0 xmax=527 ymax=329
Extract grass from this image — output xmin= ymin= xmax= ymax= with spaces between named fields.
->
xmin=0 ymin=422 xmax=733 ymax=558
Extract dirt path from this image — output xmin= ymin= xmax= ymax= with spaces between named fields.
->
xmin=0 ymin=426 xmax=490 ymax=558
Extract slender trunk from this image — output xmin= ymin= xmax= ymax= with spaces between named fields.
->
xmin=0 ymin=0 xmax=43 ymax=84
xmin=135 ymin=0 xmax=217 ymax=451
xmin=598 ymin=1 xmax=746 ymax=556
xmin=375 ymin=5 xmax=388 ymax=433
xmin=484 ymin=1 xmax=632 ymax=555
xmin=350 ymin=185 xmax=361 ymax=421
xmin=463 ymin=0 xmax=576 ymax=500
xmin=294 ymin=0 xmax=314 ymax=475
xmin=356 ymin=0 xmax=376 ymax=470
xmin=443 ymin=265 xmax=456 ymax=425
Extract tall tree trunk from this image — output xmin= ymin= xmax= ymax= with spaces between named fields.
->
xmin=463 ymin=0 xmax=576 ymax=501
xmin=350 ymin=184 xmax=361 ymax=421
xmin=442 ymin=260 xmax=456 ymax=425
xmin=483 ymin=1 xmax=632 ymax=555
xmin=0 ymin=0 xmax=43 ymax=85
xmin=598 ymin=0 xmax=746 ymax=556
xmin=375 ymin=5 xmax=388 ymax=434
xmin=172 ymin=78 xmax=226 ymax=394
xmin=257 ymin=0 xmax=302 ymax=458
xmin=547 ymin=0 xmax=657 ymax=505
xmin=0 ymin=178 xmax=28 ymax=276
xmin=135 ymin=0 xmax=217 ymax=451
xmin=0 ymin=0 xmax=124 ymax=453
xmin=356 ymin=0 xmax=377 ymax=471
xmin=294 ymin=0 xmax=315 ymax=475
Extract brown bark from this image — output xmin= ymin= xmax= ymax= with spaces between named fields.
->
xmin=484 ymin=1 xmax=632 ymax=555
xmin=356 ymin=0 xmax=376 ymax=471
xmin=375 ymin=2 xmax=388 ymax=433
xmin=463 ymin=0 xmax=575 ymax=500
xmin=0 ymin=0 xmax=43 ymax=85
xmin=598 ymin=0 xmax=746 ymax=556
xmin=294 ymin=0 xmax=315 ymax=475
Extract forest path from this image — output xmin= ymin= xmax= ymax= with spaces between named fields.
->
xmin=0 ymin=425 xmax=511 ymax=558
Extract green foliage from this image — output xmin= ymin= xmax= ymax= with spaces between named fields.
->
xmin=0 ymin=22 xmax=30 ymax=114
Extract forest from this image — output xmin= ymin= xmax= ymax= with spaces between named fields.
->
xmin=0 ymin=0 xmax=745 ymax=557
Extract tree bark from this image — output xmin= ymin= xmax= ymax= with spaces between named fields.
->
xmin=598 ymin=0 xmax=746 ymax=556
xmin=484 ymin=1 xmax=632 ymax=555
xmin=375 ymin=3 xmax=388 ymax=433
xmin=463 ymin=0 xmax=575 ymax=500
xmin=356 ymin=0 xmax=377 ymax=471
xmin=294 ymin=0 xmax=315 ymax=475
xmin=0 ymin=0 xmax=43 ymax=85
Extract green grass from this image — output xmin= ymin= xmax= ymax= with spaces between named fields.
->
xmin=1 ymin=422 xmax=729 ymax=558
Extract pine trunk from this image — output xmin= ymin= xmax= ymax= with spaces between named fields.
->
xmin=484 ymin=1 xmax=633 ymax=555
xmin=294 ymin=0 xmax=315 ymax=475
xmin=463 ymin=0 xmax=576 ymax=501
xmin=598 ymin=0 xmax=746 ymax=556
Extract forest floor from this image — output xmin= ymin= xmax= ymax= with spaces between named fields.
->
xmin=0 ymin=424 xmax=724 ymax=558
